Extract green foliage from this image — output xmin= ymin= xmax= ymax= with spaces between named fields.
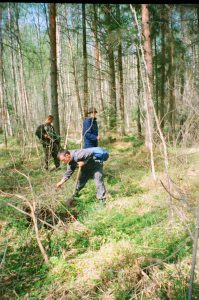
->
xmin=123 ymin=134 xmax=144 ymax=149
xmin=0 ymin=136 xmax=196 ymax=299
xmin=87 ymin=208 xmax=168 ymax=240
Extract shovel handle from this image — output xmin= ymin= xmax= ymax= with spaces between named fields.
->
xmin=74 ymin=165 xmax=82 ymax=192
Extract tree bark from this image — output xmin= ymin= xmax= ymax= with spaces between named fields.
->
xmin=8 ymin=4 xmax=19 ymax=136
xmin=49 ymin=3 xmax=60 ymax=136
xmin=82 ymin=3 xmax=89 ymax=117
xmin=116 ymin=5 xmax=125 ymax=135
xmin=197 ymin=7 xmax=199 ymax=30
xmin=136 ymin=50 xmax=142 ymax=137
xmin=167 ymin=9 xmax=175 ymax=141
xmin=0 ymin=6 xmax=8 ymax=147
xmin=92 ymin=4 xmax=105 ymax=118
xmin=141 ymin=4 xmax=154 ymax=150
xmin=160 ymin=5 xmax=166 ymax=129
xmin=65 ymin=8 xmax=83 ymax=120
xmin=104 ymin=4 xmax=117 ymax=130
xmin=154 ymin=35 xmax=159 ymax=116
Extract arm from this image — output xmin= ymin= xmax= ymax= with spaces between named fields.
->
xmin=46 ymin=125 xmax=60 ymax=143
xmin=56 ymin=162 xmax=76 ymax=188
xmin=35 ymin=124 xmax=46 ymax=140
xmin=52 ymin=126 xmax=61 ymax=143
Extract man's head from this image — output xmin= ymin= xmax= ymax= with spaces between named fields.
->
xmin=45 ymin=115 xmax=54 ymax=125
xmin=88 ymin=107 xmax=97 ymax=118
xmin=57 ymin=150 xmax=71 ymax=164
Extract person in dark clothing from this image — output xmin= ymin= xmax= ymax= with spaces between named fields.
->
xmin=35 ymin=115 xmax=61 ymax=170
xmin=56 ymin=147 xmax=108 ymax=207
xmin=82 ymin=107 xmax=99 ymax=148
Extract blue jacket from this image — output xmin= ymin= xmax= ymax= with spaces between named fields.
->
xmin=82 ymin=117 xmax=98 ymax=148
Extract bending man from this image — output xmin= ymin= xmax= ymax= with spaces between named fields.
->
xmin=56 ymin=147 xmax=109 ymax=207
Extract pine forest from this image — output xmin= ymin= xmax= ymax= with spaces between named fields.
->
xmin=0 ymin=3 xmax=199 ymax=299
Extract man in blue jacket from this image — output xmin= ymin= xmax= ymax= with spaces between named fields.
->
xmin=82 ymin=107 xmax=99 ymax=148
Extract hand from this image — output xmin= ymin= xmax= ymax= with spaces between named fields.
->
xmin=56 ymin=178 xmax=65 ymax=188
xmin=77 ymin=161 xmax=84 ymax=167
xmin=97 ymin=136 xmax=100 ymax=140
xmin=56 ymin=182 xmax=63 ymax=189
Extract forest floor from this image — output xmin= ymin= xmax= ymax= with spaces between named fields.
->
xmin=0 ymin=134 xmax=199 ymax=300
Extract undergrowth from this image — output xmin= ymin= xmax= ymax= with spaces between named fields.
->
xmin=0 ymin=134 xmax=198 ymax=299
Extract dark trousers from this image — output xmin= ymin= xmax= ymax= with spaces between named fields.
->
xmin=43 ymin=142 xmax=60 ymax=169
xmin=76 ymin=161 xmax=106 ymax=200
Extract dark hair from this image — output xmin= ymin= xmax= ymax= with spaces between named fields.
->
xmin=57 ymin=150 xmax=70 ymax=159
xmin=47 ymin=115 xmax=54 ymax=119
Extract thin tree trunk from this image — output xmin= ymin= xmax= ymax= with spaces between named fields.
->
xmin=154 ymin=36 xmax=159 ymax=116
xmin=49 ymin=3 xmax=60 ymax=136
xmin=8 ymin=4 xmax=19 ymax=136
xmin=13 ymin=3 xmax=28 ymax=142
xmin=56 ymin=13 xmax=65 ymax=138
xmin=0 ymin=6 xmax=7 ymax=147
xmin=197 ymin=7 xmax=199 ymax=30
xmin=136 ymin=49 xmax=142 ymax=137
xmin=34 ymin=6 xmax=48 ymax=114
xmin=92 ymin=5 xmax=105 ymax=118
xmin=141 ymin=4 xmax=154 ymax=151
xmin=65 ymin=8 xmax=83 ymax=120
xmin=168 ymin=10 xmax=175 ymax=141
xmin=160 ymin=5 xmax=165 ymax=129
xmin=116 ymin=5 xmax=125 ymax=135
xmin=131 ymin=4 xmax=169 ymax=181
xmin=105 ymin=4 xmax=117 ymax=130
xmin=15 ymin=3 xmax=33 ymax=137
xmin=82 ymin=3 xmax=89 ymax=117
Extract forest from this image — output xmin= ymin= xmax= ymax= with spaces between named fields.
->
xmin=0 ymin=3 xmax=199 ymax=299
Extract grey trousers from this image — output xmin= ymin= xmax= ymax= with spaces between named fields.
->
xmin=76 ymin=161 xmax=106 ymax=200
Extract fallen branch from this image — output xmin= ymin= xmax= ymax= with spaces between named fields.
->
xmin=0 ymin=189 xmax=49 ymax=263
xmin=160 ymin=180 xmax=184 ymax=201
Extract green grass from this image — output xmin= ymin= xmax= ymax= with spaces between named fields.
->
xmin=0 ymin=135 xmax=197 ymax=299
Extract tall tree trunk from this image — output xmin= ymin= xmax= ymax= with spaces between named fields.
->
xmin=34 ymin=5 xmax=48 ymax=115
xmin=116 ymin=5 xmax=125 ymax=135
xmin=92 ymin=4 xmax=105 ymax=119
xmin=105 ymin=4 xmax=117 ymax=130
xmin=179 ymin=6 xmax=185 ymax=123
xmin=49 ymin=3 xmax=60 ymax=136
xmin=141 ymin=4 xmax=154 ymax=150
xmin=154 ymin=36 xmax=159 ymax=116
xmin=160 ymin=5 xmax=166 ymax=129
xmin=82 ymin=3 xmax=89 ymax=117
xmin=136 ymin=50 xmax=142 ymax=137
xmin=8 ymin=4 xmax=19 ymax=136
xmin=168 ymin=9 xmax=175 ymax=141
xmin=14 ymin=3 xmax=31 ymax=139
xmin=13 ymin=2 xmax=35 ymax=140
xmin=0 ymin=6 xmax=8 ymax=147
xmin=197 ymin=7 xmax=199 ymax=30
xmin=65 ymin=8 xmax=83 ymax=120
